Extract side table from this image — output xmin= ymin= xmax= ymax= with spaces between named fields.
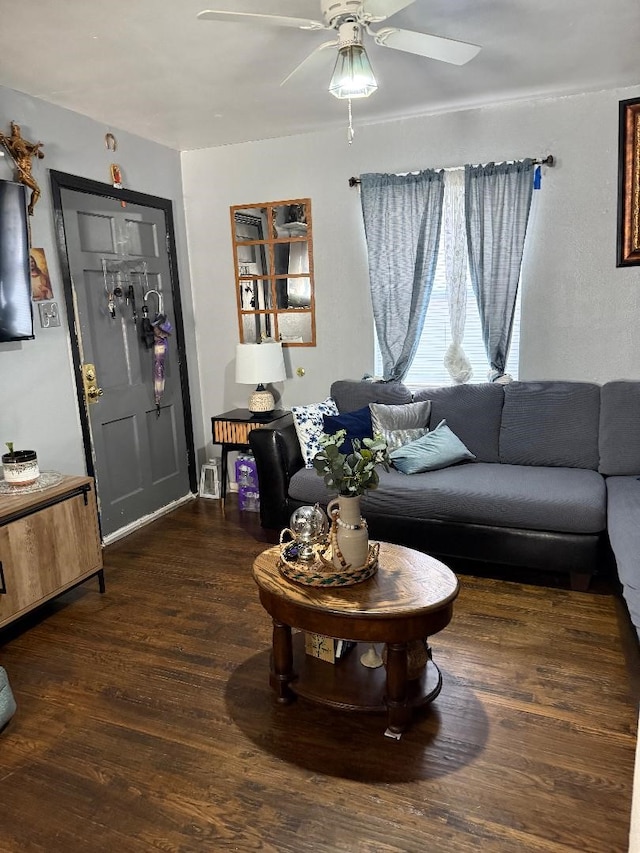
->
xmin=211 ymin=408 xmax=292 ymax=504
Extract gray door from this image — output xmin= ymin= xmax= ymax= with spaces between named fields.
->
xmin=59 ymin=188 xmax=192 ymax=538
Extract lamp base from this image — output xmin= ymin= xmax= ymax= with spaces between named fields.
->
xmin=248 ymin=385 xmax=275 ymax=414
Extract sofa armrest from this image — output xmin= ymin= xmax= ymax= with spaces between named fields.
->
xmin=249 ymin=414 xmax=303 ymax=529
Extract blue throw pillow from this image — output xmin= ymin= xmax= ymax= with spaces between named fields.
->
xmin=323 ymin=405 xmax=373 ymax=454
xmin=390 ymin=419 xmax=476 ymax=474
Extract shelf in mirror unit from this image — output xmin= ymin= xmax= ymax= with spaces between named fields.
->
xmin=231 ymin=198 xmax=315 ymax=347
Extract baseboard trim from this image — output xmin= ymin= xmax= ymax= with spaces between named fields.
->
xmin=102 ymin=492 xmax=197 ymax=545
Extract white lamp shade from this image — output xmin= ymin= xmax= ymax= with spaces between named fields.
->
xmin=235 ymin=342 xmax=286 ymax=385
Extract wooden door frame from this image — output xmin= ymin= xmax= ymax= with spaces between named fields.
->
xmin=49 ymin=170 xmax=197 ymax=497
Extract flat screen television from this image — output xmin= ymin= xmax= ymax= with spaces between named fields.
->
xmin=0 ymin=179 xmax=34 ymax=342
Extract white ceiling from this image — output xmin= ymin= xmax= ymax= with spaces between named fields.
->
xmin=0 ymin=0 xmax=638 ymax=151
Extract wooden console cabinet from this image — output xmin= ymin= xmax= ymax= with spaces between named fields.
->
xmin=0 ymin=475 xmax=104 ymax=630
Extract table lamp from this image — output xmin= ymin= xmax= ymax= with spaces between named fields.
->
xmin=235 ymin=341 xmax=286 ymax=414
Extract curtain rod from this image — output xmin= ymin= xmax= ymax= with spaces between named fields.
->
xmin=347 ymin=155 xmax=555 ymax=187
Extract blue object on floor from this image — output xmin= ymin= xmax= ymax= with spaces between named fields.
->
xmin=0 ymin=666 xmax=17 ymax=730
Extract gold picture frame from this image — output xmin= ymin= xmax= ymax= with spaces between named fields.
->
xmin=617 ymin=97 xmax=640 ymax=266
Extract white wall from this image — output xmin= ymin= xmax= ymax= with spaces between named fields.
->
xmin=4 ymin=82 xmax=639 ymax=476
xmin=182 ymin=84 xmax=640 ymax=457
xmin=0 ymin=86 xmax=204 ymax=475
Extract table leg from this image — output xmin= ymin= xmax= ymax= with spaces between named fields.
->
xmin=220 ymin=446 xmax=229 ymax=507
xmin=385 ymin=641 xmax=411 ymax=734
xmin=270 ymin=620 xmax=295 ymax=704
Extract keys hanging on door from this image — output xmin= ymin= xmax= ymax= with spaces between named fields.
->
xmin=127 ymin=285 xmax=137 ymax=325
xmin=102 ymin=259 xmax=116 ymax=318
xmin=113 ymin=271 xmax=124 ymax=300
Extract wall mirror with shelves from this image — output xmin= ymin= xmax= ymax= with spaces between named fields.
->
xmin=231 ymin=198 xmax=315 ymax=346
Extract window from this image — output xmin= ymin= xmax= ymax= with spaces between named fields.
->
xmin=375 ymin=226 xmax=521 ymax=387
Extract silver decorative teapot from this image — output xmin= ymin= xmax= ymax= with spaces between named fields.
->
xmin=288 ymin=504 xmax=329 ymax=561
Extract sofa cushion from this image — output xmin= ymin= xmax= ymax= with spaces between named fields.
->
xmin=412 ymin=383 xmax=504 ymax=463
xmin=499 ymin=381 xmax=600 ymax=470
xmin=390 ymin=420 xmax=476 ymax=474
xmin=330 ymin=380 xmax=412 ymax=413
xmin=605 ymin=476 xmax=640 ymax=629
xmin=599 ymin=381 xmax=640 ymax=475
xmin=322 ymin=405 xmax=373 ymax=453
xmin=289 ymin=463 xmax=606 ymax=535
xmin=291 ymin=398 xmax=339 ymax=468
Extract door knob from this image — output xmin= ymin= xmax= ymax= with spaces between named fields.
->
xmin=82 ymin=363 xmax=103 ymax=405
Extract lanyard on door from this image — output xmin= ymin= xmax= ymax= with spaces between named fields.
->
xmin=143 ymin=288 xmax=171 ymax=418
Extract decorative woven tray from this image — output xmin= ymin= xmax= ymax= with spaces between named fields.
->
xmin=278 ymin=541 xmax=380 ymax=587
xmin=0 ymin=471 xmax=64 ymax=495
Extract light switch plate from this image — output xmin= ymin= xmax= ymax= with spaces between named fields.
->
xmin=38 ymin=301 xmax=61 ymax=328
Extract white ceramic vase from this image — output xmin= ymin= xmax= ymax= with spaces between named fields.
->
xmin=327 ymin=494 xmax=369 ymax=570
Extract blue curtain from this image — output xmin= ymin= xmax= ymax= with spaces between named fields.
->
xmin=360 ymin=170 xmax=445 ymax=382
xmin=464 ymin=159 xmax=534 ymax=381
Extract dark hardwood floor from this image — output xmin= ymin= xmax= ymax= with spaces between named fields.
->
xmin=0 ymin=497 xmax=638 ymax=852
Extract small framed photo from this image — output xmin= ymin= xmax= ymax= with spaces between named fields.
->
xmin=29 ymin=247 xmax=54 ymax=300
xmin=617 ymin=98 xmax=640 ymax=266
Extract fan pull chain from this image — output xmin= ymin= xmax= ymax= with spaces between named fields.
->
xmin=347 ymin=98 xmax=354 ymax=145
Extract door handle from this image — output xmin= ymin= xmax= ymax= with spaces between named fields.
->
xmin=82 ymin=363 xmax=103 ymax=405
xmin=87 ymin=385 xmax=103 ymax=402
xmin=0 ymin=562 xmax=6 ymax=595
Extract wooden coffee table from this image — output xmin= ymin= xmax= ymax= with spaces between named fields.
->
xmin=252 ymin=541 xmax=459 ymax=737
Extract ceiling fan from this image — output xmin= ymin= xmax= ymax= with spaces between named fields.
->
xmin=197 ymin=1 xmax=481 ymax=97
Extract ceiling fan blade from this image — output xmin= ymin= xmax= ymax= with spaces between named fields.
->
xmin=281 ymin=39 xmax=338 ymax=87
xmin=197 ymin=10 xmax=327 ymax=31
xmin=364 ymin=0 xmax=417 ymax=22
xmin=372 ymin=27 xmax=481 ymax=65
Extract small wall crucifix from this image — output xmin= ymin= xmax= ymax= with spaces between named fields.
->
xmin=0 ymin=122 xmax=45 ymax=215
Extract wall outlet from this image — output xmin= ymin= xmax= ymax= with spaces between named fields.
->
xmin=38 ymin=302 xmax=61 ymax=328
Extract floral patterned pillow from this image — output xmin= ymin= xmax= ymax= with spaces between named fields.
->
xmin=291 ymin=397 xmax=339 ymax=468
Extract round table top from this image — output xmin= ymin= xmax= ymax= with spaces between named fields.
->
xmin=252 ymin=541 xmax=459 ymax=621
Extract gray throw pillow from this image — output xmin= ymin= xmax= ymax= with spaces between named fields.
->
xmin=384 ymin=427 xmax=429 ymax=452
xmin=369 ymin=400 xmax=431 ymax=451
xmin=370 ymin=400 xmax=432 ymax=431
xmin=370 ymin=401 xmax=431 ymax=450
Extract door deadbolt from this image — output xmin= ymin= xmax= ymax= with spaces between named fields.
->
xmin=82 ymin=363 xmax=103 ymax=404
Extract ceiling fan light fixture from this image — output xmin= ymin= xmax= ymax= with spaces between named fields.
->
xmin=329 ymin=42 xmax=378 ymax=98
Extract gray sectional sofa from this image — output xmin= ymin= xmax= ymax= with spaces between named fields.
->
xmin=249 ymin=378 xmax=640 ymax=638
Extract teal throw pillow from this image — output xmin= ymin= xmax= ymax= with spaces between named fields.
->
xmin=390 ymin=419 xmax=476 ymax=474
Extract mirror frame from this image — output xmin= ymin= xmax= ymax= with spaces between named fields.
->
xmin=230 ymin=197 xmax=316 ymax=347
